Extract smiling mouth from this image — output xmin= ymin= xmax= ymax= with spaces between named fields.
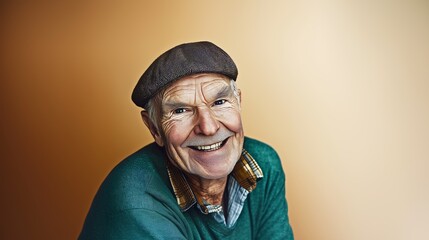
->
xmin=189 ymin=138 xmax=228 ymax=152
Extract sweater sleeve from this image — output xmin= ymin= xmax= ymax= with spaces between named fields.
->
xmin=78 ymin=147 xmax=192 ymax=240
xmin=106 ymin=208 xmax=188 ymax=240
xmin=79 ymin=208 xmax=189 ymax=240
xmin=255 ymin=145 xmax=294 ymax=240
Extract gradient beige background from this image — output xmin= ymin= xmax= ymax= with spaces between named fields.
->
xmin=1 ymin=1 xmax=428 ymax=239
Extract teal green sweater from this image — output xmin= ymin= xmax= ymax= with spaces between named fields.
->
xmin=79 ymin=137 xmax=293 ymax=239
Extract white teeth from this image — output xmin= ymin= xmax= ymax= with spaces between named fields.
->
xmin=195 ymin=141 xmax=222 ymax=151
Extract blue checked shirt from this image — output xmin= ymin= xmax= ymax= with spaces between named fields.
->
xmin=166 ymin=149 xmax=264 ymax=228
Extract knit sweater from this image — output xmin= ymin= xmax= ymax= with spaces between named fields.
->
xmin=79 ymin=137 xmax=294 ymax=239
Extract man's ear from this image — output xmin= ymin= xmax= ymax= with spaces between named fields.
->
xmin=237 ymin=89 xmax=242 ymax=103
xmin=141 ymin=110 xmax=164 ymax=147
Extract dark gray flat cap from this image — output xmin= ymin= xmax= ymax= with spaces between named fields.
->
xmin=132 ymin=41 xmax=238 ymax=108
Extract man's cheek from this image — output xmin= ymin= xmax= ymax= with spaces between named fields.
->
xmin=161 ymin=118 xmax=177 ymax=137
xmin=163 ymin=125 xmax=187 ymax=147
xmin=221 ymin=112 xmax=243 ymax=132
xmin=215 ymin=107 xmax=240 ymax=121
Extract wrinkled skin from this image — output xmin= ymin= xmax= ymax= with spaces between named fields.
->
xmin=143 ymin=73 xmax=244 ymax=187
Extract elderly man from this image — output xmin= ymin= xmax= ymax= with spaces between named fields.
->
xmin=80 ymin=41 xmax=293 ymax=239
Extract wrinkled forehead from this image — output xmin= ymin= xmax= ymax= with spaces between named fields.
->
xmin=162 ymin=74 xmax=232 ymax=101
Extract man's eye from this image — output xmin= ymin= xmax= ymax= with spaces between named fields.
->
xmin=174 ymin=108 xmax=187 ymax=114
xmin=213 ymin=99 xmax=227 ymax=106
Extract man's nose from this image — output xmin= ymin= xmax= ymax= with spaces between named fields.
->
xmin=194 ymin=107 xmax=219 ymax=135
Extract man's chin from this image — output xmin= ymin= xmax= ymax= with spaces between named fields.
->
xmin=196 ymin=172 xmax=230 ymax=181
xmin=194 ymin=164 xmax=237 ymax=181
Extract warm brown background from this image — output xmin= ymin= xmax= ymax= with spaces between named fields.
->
xmin=1 ymin=1 xmax=428 ymax=239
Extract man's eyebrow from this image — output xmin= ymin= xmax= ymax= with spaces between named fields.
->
xmin=163 ymin=101 xmax=188 ymax=110
xmin=162 ymin=83 xmax=233 ymax=109
xmin=212 ymin=84 xmax=233 ymax=99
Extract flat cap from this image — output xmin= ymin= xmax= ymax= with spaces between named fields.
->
xmin=132 ymin=41 xmax=238 ymax=108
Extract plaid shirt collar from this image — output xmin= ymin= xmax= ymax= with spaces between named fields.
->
xmin=166 ymin=148 xmax=264 ymax=212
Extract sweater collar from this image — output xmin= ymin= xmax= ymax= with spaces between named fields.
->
xmin=166 ymin=148 xmax=263 ymax=212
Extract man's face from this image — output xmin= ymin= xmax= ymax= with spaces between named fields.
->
xmin=155 ymin=73 xmax=244 ymax=180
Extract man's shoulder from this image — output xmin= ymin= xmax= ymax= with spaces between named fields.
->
xmin=244 ymin=136 xmax=282 ymax=168
xmin=243 ymin=136 xmax=286 ymax=188
xmin=91 ymin=142 xmax=171 ymax=212
xmin=244 ymin=136 xmax=277 ymax=153
xmin=113 ymin=142 xmax=166 ymax=175
xmin=80 ymin=143 xmax=183 ymax=239
xmin=106 ymin=142 xmax=167 ymax=185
